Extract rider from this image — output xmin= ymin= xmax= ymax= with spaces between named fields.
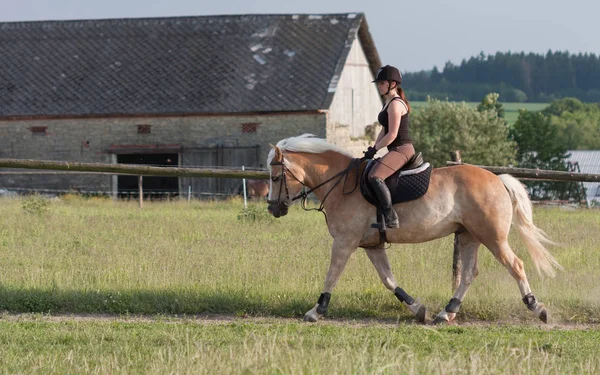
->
xmin=364 ymin=65 xmax=415 ymax=228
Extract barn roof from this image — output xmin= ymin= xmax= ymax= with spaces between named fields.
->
xmin=566 ymin=150 xmax=600 ymax=205
xmin=0 ymin=13 xmax=380 ymax=118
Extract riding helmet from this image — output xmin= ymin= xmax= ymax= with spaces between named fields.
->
xmin=372 ymin=65 xmax=402 ymax=84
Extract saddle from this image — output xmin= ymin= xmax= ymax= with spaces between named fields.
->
xmin=360 ymin=152 xmax=432 ymax=206
xmin=360 ymin=152 xmax=432 ymax=246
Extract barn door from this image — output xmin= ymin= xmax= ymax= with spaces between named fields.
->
xmin=182 ymin=146 xmax=259 ymax=198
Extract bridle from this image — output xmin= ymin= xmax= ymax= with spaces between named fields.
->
xmin=267 ymin=156 xmax=364 ymax=214
xmin=266 ymin=159 xmax=299 ymax=208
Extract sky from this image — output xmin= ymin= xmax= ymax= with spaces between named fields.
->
xmin=1 ymin=0 xmax=598 ymax=73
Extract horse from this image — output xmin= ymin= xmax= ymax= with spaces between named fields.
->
xmin=266 ymin=134 xmax=561 ymax=324
xmin=246 ymin=179 xmax=269 ymax=199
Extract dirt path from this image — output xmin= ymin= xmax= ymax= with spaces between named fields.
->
xmin=1 ymin=312 xmax=598 ymax=330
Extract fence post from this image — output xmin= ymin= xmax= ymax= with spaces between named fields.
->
xmin=242 ymin=166 xmax=248 ymax=209
xmin=138 ymin=175 xmax=143 ymax=209
xmin=450 ymin=150 xmax=462 ymax=164
xmin=450 ymin=150 xmax=462 ymax=292
xmin=188 ymin=184 xmax=191 ymax=202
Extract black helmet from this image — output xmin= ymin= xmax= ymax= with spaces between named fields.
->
xmin=372 ymin=65 xmax=402 ymax=84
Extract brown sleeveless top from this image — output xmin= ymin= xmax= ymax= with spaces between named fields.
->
xmin=377 ymin=97 xmax=412 ymax=149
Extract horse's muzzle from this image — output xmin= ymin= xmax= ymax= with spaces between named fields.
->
xmin=267 ymin=201 xmax=289 ymax=218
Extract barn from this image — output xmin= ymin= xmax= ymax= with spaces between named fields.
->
xmin=0 ymin=13 xmax=383 ymax=197
xmin=566 ymin=150 xmax=600 ymax=206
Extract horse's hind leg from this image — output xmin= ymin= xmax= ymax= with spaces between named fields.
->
xmin=434 ymin=231 xmax=481 ymax=324
xmin=365 ymin=248 xmax=428 ymax=323
xmin=486 ymin=240 xmax=549 ymax=323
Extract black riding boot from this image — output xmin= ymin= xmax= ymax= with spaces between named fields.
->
xmin=370 ymin=177 xmax=399 ymax=228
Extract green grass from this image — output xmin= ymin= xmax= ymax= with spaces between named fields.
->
xmin=411 ymin=101 xmax=549 ymax=125
xmin=0 ymin=317 xmax=599 ymax=374
xmin=0 ymin=197 xmax=599 ymax=373
xmin=0 ymin=196 xmax=598 ymax=321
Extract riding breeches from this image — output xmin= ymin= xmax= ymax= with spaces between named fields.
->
xmin=368 ymin=143 xmax=415 ymax=180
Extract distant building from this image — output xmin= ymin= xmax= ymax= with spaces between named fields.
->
xmin=0 ymin=13 xmax=383 ymax=196
xmin=566 ymin=150 xmax=600 ymax=206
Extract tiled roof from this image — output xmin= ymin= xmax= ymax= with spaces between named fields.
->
xmin=566 ymin=150 xmax=600 ymax=203
xmin=0 ymin=13 xmax=380 ymax=118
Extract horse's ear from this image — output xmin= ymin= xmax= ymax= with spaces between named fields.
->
xmin=271 ymin=145 xmax=283 ymax=164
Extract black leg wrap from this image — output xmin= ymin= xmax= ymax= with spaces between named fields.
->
xmin=522 ymin=293 xmax=538 ymax=311
xmin=445 ymin=298 xmax=462 ymax=313
xmin=316 ymin=292 xmax=331 ymax=315
xmin=394 ymin=287 xmax=415 ymax=305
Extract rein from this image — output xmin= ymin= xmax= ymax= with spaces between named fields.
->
xmin=269 ymin=157 xmax=365 ymax=217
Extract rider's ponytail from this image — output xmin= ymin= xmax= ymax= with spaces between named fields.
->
xmin=396 ymin=86 xmax=411 ymax=113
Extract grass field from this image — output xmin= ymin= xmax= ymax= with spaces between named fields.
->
xmin=0 ymin=196 xmax=599 ymax=373
xmin=411 ymin=101 xmax=549 ymax=125
xmin=1 ymin=316 xmax=599 ymax=374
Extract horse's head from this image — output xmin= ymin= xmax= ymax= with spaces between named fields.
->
xmin=266 ymin=144 xmax=305 ymax=218
xmin=247 ymin=180 xmax=269 ymax=198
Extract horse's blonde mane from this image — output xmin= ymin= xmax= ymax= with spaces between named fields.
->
xmin=267 ymin=134 xmax=352 ymax=168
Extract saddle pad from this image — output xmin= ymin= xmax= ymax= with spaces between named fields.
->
xmin=360 ymin=161 xmax=432 ymax=205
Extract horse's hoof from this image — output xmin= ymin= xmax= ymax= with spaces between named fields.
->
xmin=432 ymin=315 xmax=449 ymax=325
xmin=303 ymin=314 xmax=318 ymax=322
xmin=532 ymin=303 xmax=548 ymax=323
xmin=404 ymin=300 xmax=428 ymax=323
xmin=539 ymin=307 xmax=548 ymax=323
xmin=416 ymin=305 xmax=427 ymax=323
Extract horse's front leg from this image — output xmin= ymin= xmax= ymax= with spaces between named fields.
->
xmin=304 ymin=239 xmax=357 ymax=322
xmin=365 ymin=248 xmax=428 ymax=323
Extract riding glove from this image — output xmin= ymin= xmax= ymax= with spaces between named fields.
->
xmin=364 ymin=146 xmax=377 ymax=159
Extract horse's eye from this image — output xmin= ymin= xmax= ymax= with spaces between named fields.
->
xmin=271 ymin=175 xmax=280 ymax=182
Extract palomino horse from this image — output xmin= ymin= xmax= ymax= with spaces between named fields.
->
xmin=246 ymin=179 xmax=270 ymax=199
xmin=267 ymin=134 xmax=561 ymax=324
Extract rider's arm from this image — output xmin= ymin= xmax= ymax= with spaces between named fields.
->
xmin=374 ymin=128 xmax=385 ymax=146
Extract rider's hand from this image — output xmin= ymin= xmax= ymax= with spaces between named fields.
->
xmin=364 ymin=146 xmax=377 ymax=159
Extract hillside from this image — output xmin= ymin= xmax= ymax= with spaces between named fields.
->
xmin=404 ymin=51 xmax=600 ymax=103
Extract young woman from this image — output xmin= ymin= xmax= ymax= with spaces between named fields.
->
xmin=365 ymin=65 xmax=415 ymax=228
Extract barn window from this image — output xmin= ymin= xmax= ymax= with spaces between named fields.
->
xmin=30 ymin=126 xmax=47 ymax=135
xmin=137 ymin=125 xmax=152 ymax=134
xmin=241 ymin=122 xmax=260 ymax=133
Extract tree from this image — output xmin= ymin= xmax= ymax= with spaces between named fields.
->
xmin=510 ymin=110 xmax=572 ymax=200
xmin=551 ymin=110 xmax=600 ymax=150
xmin=541 ymin=98 xmax=600 ymax=150
xmin=477 ymin=92 xmax=505 ymax=119
xmin=430 ymin=66 xmax=442 ymax=83
xmin=403 ymin=51 xmax=600 ymax=102
xmin=411 ymin=97 xmax=516 ymax=168
xmin=510 ymin=110 xmax=567 ymax=165
xmin=541 ymin=97 xmax=587 ymax=116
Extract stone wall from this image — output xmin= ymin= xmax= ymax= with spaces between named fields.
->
xmin=0 ymin=112 xmax=326 ymax=194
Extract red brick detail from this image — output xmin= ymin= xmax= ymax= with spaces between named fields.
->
xmin=30 ymin=126 xmax=47 ymax=135
xmin=137 ymin=124 xmax=152 ymax=134
xmin=241 ymin=122 xmax=260 ymax=133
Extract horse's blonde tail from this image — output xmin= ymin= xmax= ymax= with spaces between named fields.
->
xmin=499 ymin=174 xmax=563 ymax=277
